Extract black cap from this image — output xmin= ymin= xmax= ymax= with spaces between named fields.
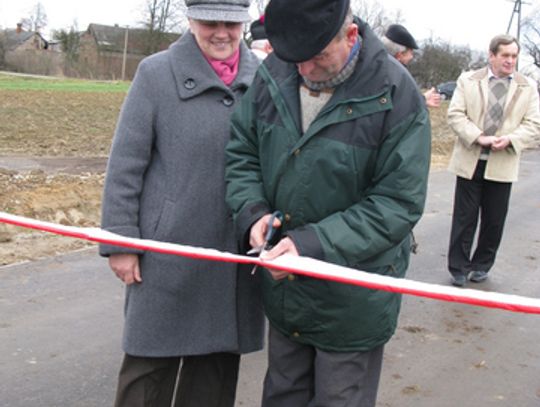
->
xmin=250 ymin=17 xmax=266 ymax=41
xmin=265 ymin=0 xmax=351 ymax=63
xmin=385 ymin=24 xmax=419 ymax=50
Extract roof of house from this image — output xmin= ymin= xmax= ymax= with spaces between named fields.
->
xmin=86 ymin=23 xmax=181 ymax=55
xmin=1 ymin=29 xmax=48 ymax=51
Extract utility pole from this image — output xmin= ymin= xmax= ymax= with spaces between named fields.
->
xmin=507 ymin=0 xmax=524 ymax=42
xmin=121 ymin=26 xmax=129 ymax=81
xmin=506 ymin=0 xmax=530 ymax=71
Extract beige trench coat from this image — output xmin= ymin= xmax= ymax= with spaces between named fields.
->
xmin=447 ymin=67 xmax=540 ymax=182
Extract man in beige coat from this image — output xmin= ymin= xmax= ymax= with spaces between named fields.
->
xmin=447 ymin=34 xmax=540 ymax=287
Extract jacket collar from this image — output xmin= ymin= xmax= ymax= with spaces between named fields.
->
xmin=168 ymin=32 xmax=258 ymax=100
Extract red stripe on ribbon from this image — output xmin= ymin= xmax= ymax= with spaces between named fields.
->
xmin=1 ymin=211 xmax=539 ymax=314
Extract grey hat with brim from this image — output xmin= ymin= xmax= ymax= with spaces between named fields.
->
xmin=185 ymin=0 xmax=252 ymax=23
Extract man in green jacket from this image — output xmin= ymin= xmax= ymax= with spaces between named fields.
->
xmin=225 ymin=0 xmax=431 ymax=405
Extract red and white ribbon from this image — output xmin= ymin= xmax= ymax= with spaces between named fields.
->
xmin=1 ymin=211 xmax=539 ymax=315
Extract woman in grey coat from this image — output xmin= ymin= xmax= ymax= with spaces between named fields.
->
xmin=99 ymin=1 xmax=264 ymax=406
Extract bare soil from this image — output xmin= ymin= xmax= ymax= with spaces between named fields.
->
xmin=0 ymin=88 xmax=454 ymax=266
xmin=0 ymin=89 xmax=121 ymax=265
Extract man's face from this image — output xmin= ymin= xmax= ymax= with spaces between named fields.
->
xmin=296 ymin=23 xmax=358 ymax=83
xmin=489 ymin=42 xmax=519 ymax=78
xmin=396 ymin=48 xmax=414 ymax=66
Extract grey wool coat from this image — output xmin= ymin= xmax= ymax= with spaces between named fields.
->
xmin=99 ymin=32 xmax=264 ymax=357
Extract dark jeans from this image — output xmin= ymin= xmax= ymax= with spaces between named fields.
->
xmin=114 ymin=352 xmax=240 ymax=407
xmin=448 ymin=160 xmax=512 ymax=277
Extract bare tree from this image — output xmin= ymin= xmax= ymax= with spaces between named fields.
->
xmin=350 ymin=0 xmax=403 ymax=36
xmin=20 ymin=2 xmax=48 ymax=32
xmin=522 ymin=8 xmax=540 ymax=70
xmin=409 ymin=38 xmax=484 ymax=88
xmin=141 ymin=0 xmax=185 ymax=54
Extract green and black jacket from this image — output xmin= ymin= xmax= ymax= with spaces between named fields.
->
xmin=225 ymin=20 xmax=431 ymax=352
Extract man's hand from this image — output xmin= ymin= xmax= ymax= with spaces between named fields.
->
xmin=476 ymin=134 xmax=496 ymax=147
xmin=249 ymin=213 xmax=283 ymax=250
xmin=260 ymin=237 xmax=299 ymax=280
xmin=109 ymin=253 xmax=141 ymax=285
xmin=424 ymin=87 xmax=441 ymax=108
xmin=491 ymin=135 xmax=511 ymax=151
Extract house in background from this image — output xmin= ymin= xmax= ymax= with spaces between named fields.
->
xmin=2 ymin=23 xmax=49 ymax=52
xmin=77 ymin=23 xmax=181 ymax=80
xmin=0 ymin=23 xmax=63 ymax=76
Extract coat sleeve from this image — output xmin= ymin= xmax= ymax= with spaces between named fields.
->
xmin=225 ymin=84 xmax=271 ymax=249
xmin=288 ymin=108 xmax=432 ymax=267
xmin=507 ymin=78 xmax=540 ymax=153
xmin=99 ymin=61 xmax=157 ymax=256
xmin=447 ymin=73 xmax=483 ymax=148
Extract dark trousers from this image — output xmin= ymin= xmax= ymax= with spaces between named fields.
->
xmin=262 ymin=326 xmax=384 ymax=407
xmin=448 ymin=160 xmax=512 ymax=277
xmin=114 ymin=352 xmax=240 ymax=407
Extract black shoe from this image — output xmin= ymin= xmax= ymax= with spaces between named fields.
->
xmin=451 ymin=274 xmax=467 ymax=287
xmin=469 ymin=270 xmax=488 ymax=283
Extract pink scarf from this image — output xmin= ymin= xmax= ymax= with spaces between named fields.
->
xmin=204 ymin=49 xmax=240 ymax=86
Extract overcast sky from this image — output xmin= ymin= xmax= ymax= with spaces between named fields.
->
xmin=0 ymin=0 xmax=538 ymax=54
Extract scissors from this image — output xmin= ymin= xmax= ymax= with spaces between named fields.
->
xmin=247 ymin=210 xmax=284 ymax=274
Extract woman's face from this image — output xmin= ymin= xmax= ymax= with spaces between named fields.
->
xmin=189 ymin=19 xmax=243 ymax=60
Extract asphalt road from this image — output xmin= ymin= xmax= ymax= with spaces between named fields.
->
xmin=1 ymin=150 xmax=539 ymax=406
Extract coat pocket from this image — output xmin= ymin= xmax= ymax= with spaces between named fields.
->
xmin=151 ymin=199 xmax=175 ymax=242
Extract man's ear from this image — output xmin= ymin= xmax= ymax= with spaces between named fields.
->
xmin=347 ymin=23 xmax=358 ymax=46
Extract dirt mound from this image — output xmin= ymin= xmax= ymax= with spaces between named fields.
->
xmin=0 ymin=169 xmax=104 ymax=265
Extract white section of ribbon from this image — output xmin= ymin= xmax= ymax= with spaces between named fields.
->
xmin=1 ymin=211 xmax=539 ymax=314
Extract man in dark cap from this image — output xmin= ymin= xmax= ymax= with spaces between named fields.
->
xmin=225 ymin=0 xmax=431 ymax=405
xmin=383 ymin=23 xmax=418 ymax=65
xmin=383 ymin=24 xmax=441 ymax=108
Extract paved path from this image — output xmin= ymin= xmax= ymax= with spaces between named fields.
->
xmin=1 ymin=150 xmax=539 ymax=406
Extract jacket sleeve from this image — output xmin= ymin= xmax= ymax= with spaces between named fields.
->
xmin=288 ymin=108 xmax=432 ymax=268
xmin=447 ymin=73 xmax=483 ymax=148
xmin=225 ymin=84 xmax=271 ymax=249
xmin=99 ymin=61 xmax=157 ymax=256
xmin=507 ymin=78 xmax=540 ymax=153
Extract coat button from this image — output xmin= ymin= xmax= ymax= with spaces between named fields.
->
xmin=287 ymin=274 xmax=296 ymax=281
xmin=284 ymin=213 xmax=291 ymax=222
xmin=222 ymin=96 xmax=234 ymax=106
xmin=292 ymin=331 xmax=300 ymax=338
xmin=346 ymin=106 xmax=353 ymax=114
xmin=184 ymin=78 xmax=196 ymax=89
xmin=379 ymin=97 xmax=388 ymax=104
xmin=294 ymin=149 xmax=301 ymax=156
